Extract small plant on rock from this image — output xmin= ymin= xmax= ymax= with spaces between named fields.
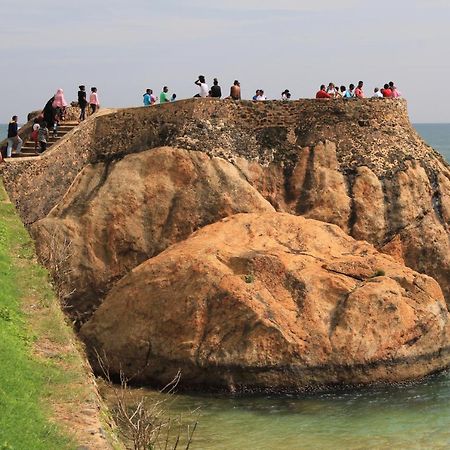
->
xmin=370 ymin=269 xmax=386 ymax=278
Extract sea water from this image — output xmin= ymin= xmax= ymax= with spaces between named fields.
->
xmin=2 ymin=122 xmax=450 ymax=448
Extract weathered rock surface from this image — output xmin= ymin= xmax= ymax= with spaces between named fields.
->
xmin=236 ymin=143 xmax=450 ymax=307
xmin=5 ymin=99 xmax=447 ymax=312
xmin=3 ymin=99 xmax=450 ymax=387
xmin=80 ymin=213 xmax=450 ymax=392
xmin=32 ymin=147 xmax=273 ymax=321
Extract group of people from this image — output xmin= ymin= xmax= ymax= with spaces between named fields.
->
xmin=142 ymin=77 xmax=401 ymax=107
xmin=142 ymin=78 xmax=242 ymax=106
xmin=4 ymin=85 xmax=101 ymax=158
xmin=78 ymin=86 xmax=100 ymax=121
xmin=3 ymin=77 xmax=402 ymax=158
xmin=316 ymin=81 xmax=401 ymax=99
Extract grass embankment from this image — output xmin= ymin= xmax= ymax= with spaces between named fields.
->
xmin=0 ymin=181 xmax=118 ymax=449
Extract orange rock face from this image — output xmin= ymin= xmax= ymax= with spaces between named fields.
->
xmin=80 ymin=213 xmax=450 ymax=392
xmin=3 ymin=99 xmax=450 ymax=389
xmin=31 ymin=147 xmax=273 ymax=321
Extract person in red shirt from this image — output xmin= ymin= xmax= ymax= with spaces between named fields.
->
xmin=316 ymin=85 xmax=332 ymax=99
xmin=355 ymin=80 xmax=364 ymax=98
xmin=381 ymin=83 xmax=392 ymax=98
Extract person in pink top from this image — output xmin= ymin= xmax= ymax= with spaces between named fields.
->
xmin=354 ymin=81 xmax=364 ymax=98
xmin=89 ymin=87 xmax=100 ymax=114
xmin=52 ymin=88 xmax=68 ymax=119
xmin=389 ymin=81 xmax=401 ymax=98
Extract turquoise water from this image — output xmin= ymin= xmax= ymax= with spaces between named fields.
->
xmin=415 ymin=123 xmax=450 ymax=162
xmin=138 ymin=371 xmax=450 ymax=449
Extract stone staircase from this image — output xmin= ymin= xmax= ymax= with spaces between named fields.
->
xmin=14 ymin=121 xmax=79 ymax=158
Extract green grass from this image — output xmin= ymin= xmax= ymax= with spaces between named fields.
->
xmin=0 ymin=182 xmax=75 ymax=450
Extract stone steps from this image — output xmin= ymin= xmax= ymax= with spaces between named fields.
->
xmin=13 ymin=121 xmax=79 ymax=158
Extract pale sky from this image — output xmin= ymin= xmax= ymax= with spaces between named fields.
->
xmin=1 ymin=0 xmax=449 ymax=123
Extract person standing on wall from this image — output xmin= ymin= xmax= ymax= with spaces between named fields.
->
xmin=6 ymin=115 xmax=22 ymax=158
xmin=78 ymin=85 xmax=87 ymax=121
xmin=89 ymin=87 xmax=100 ymax=114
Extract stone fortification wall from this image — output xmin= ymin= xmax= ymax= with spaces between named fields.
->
xmin=2 ymin=98 xmax=442 ymax=225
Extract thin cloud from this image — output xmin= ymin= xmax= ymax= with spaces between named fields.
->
xmin=186 ymin=0 xmax=359 ymax=11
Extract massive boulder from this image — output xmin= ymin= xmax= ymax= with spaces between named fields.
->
xmin=4 ymin=99 xmax=449 ymax=310
xmin=80 ymin=213 xmax=450 ymax=392
xmin=31 ymin=147 xmax=273 ymax=321
xmin=236 ymin=141 xmax=450 ymax=307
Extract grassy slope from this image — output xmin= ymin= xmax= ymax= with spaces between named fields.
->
xmin=0 ymin=181 xmax=116 ymax=449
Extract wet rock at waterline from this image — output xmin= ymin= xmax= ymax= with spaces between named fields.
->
xmin=80 ymin=213 xmax=450 ymax=392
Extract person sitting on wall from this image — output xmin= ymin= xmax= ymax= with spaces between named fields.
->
xmin=343 ymin=84 xmax=355 ymax=99
xmin=316 ymin=85 xmax=332 ymax=99
xmin=194 ymin=75 xmax=209 ymax=98
xmin=337 ymin=85 xmax=346 ymax=98
xmin=210 ymin=78 xmax=222 ymax=98
xmin=256 ymin=90 xmax=267 ymax=101
xmin=252 ymin=89 xmax=260 ymax=101
xmin=160 ymin=86 xmax=171 ymax=103
xmin=281 ymin=89 xmax=291 ymax=100
xmin=389 ymin=81 xmax=402 ymax=98
xmin=355 ymin=81 xmax=364 ymax=98
xmin=326 ymin=82 xmax=337 ymax=97
xmin=229 ymin=80 xmax=241 ymax=100
xmin=372 ymin=87 xmax=383 ymax=98
xmin=143 ymin=89 xmax=156 ymax=106
xmin=381 ymin=83 xmax=393 ymax=98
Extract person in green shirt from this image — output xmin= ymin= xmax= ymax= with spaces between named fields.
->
xmin=160 ymin=86 xmax=171 ymax=103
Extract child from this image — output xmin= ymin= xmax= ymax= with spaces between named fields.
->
xmin=31 ymin=118 xmax=40 ymax=154
xmin=38 ymin=121 xmax=49 ymax=153
xmin=52 ymin=109 xmax=61 ymax=137
xmin=89 ymin=87 xmax=100 ymax=114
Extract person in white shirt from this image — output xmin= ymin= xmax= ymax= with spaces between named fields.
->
xmin=281 ymin=89 xmax=291 ymax=100
xmin=372 ymin=87 xmax=383 ymax=98
xmin=256 ymin=90 xmax=267 ymax=101
xmin=194 ymin=75 xmax=209 ymax=98
xmin=326 ymin=82 xmax=337 ymax=98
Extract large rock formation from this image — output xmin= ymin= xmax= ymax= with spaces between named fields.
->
xmin=80 ymin=213 xmax=450 ymax=391
xmin=2 ymin=98 xmax=450 ymax=389
xmin=3 ymin=99 xmax=450 ymax=310
xmin=32 ymin=147 xmax=273 ymax=321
